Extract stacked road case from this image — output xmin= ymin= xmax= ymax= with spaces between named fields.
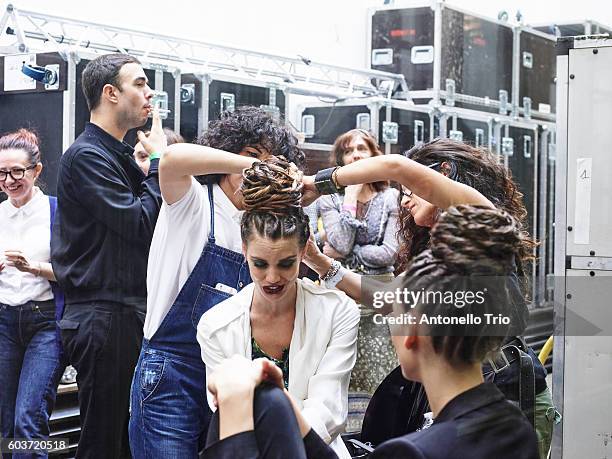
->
xmin=179 ymin=73 xmax=285 ymax=143
xmin=366 ymin=1 xmax=559 ymax=307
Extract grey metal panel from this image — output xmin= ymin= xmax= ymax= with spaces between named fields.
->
xmin=565 ymin=46 xmax=612 ymax=257
xmin=554 ymin=44 xmax=612 ymax=459
xmin=552 ymin=52 xmax=569 ymax=459
xmin=562 ymin=271 xmax=612 ymax=459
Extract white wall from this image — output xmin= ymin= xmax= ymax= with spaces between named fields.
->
xmin=6 ymin=0 xmax=612 ymax=69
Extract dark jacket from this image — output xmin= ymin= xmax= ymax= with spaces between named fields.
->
xmin=367 ymin=383 xmax=539 ymax=459
xmin=51 ymin=122 xmax=162 ymax=306
xmin=205 ymin=383 xmax=538 ymax=459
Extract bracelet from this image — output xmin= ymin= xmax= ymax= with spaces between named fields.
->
xmin=149 ymin=152 xmax=161 ymax=161
xmin=325 ymin=266 xmax=347 ymax=289
xmin=320 ymin=260 xmax=342 ymax=282
xmin=331 ymin=167 xmax=342 ymax=190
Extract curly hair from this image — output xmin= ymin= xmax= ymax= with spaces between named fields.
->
xmin=396 ymin=138 xmax=536 ymax=277
xmin=240 ymin=156 xmax=310 ymax=248
xmin=401 ymin=205 xmax=523 ymax=366
xmin=197 ymin=106 xmax=304 ymax=184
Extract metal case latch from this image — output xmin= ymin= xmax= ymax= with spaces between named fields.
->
xmin=371 ymin=48 xmax=393 ymax=66
xmin=356 ymin=113 xmax=371 ymax=131
xmin=414 ymin=120 xmax=425 ymax=146
xmin=449 ymin=130 xmax=463 ymax=142
xmin=499 ymin=90 xmax=509 ymax=115
xmin=220 ymin=93 xmax=235 ymax=112
xmin=501 ymin=137 xmax=514 ymax=157
xmin=382 ymin=121 xmax=399 ymax=144
xmin=523 ymin=97 xmax=532 ymax=120
xmin=445 ymin=79 xmax=456 ymax=107
xmin=523 ymin=135 xmax=532 ymax=158
xmin=522 ymin=51 xmax=533 ymax=69
xmin=150 ymin=91 xmax=170 ymax=120
xmin=410 ymin=46 xmax=434 ymax=64
xmin=301 ymin=115 xmax=315 ymax=139
xmin=475 ymin=128 xmax=485 ymax=148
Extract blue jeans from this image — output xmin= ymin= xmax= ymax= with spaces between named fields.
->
xmin=0 ymin=301 xmax=65 ymax=459
xmin=129 ymin=348 xmax=210 ymax=459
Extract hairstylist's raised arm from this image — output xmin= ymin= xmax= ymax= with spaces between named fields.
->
xmin=158 ymin=145 xmax=257 ymax=205
xmin=334 ymin=155 xmax=493 ymax=209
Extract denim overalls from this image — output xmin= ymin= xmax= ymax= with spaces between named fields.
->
xmin=129 ymin=186 xmax=251 ymax=459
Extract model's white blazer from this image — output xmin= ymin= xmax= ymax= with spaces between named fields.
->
xmin=197 ymin=278 xmax=360 ymax=459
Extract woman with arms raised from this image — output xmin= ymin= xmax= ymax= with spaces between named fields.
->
xmin=129 ymin=107 xmax=305 ymax=458
xmin=304 ymin=139 xmax=552 ymax=455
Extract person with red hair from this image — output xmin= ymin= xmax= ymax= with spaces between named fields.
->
xmin=0 ymin=128 xmax=65 ymax=457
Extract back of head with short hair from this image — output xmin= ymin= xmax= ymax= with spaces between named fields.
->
xmin=401 ymin=205 xmax=523 ymax=366
xmin=82 ymin=53 xmax=141 ymax=111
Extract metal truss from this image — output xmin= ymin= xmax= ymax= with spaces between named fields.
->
xmin=0 ymin=3 xmax=410 ymax=100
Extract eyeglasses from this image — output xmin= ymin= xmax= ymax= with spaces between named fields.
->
xmin=0 ymin=164 xmax=37 ymax=182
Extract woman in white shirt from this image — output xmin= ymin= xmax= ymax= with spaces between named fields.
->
xmin=198 ymin=157 xmax=360 ymax=459
xmin=0 ymin=129 xmax=64 ymax=456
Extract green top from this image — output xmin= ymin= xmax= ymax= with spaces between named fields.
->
xmin=251 ymin=337 xmax=290 ymax=389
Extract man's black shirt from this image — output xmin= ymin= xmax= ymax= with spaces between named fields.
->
xmin=51 ymin=122 xmax=162 ymax=306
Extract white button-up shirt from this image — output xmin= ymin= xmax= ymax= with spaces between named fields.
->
xmin=198 ymin=278 xmax=360 ymax=459
xmin=0 ymin=188 xmax=53 ymax=306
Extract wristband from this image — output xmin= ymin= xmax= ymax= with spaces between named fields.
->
xmin=342 ymin=204 xmax=357 ymax=212
xmin=149 ymin=152 xmax=161 ymax=161
xmin=314 ymin=167 xmax=344 ymax=195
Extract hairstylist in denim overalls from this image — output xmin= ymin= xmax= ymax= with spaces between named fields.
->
xmin=128 ymin=107 xmax=305 ymax=459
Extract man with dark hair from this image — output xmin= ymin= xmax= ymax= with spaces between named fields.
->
xmin=51 ymin=53 xmax=165 ymax=458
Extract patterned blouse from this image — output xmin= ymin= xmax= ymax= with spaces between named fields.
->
xmin=318 ymin=187 xmax=400 ymax=275
xmin=251 ymin=337 xmax=290 ymax=389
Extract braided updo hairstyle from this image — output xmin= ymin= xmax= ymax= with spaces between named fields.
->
xmin=401 ymin=205 xmax=523 ymax=366
xmin=240 ymin=156 xmax=310 ymax=247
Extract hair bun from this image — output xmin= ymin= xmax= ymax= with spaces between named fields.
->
xmin=15 ymin=128 xmax=40 ymax=149
xmin=241 ymin=156 xmax=303 ymax=214
xmin=429 ymin=205 xmax=522 ymax=276
xmin=0 ymin=128 xmax=41 ymax=164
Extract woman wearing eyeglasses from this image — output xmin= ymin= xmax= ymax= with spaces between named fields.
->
xmin=303 ymin=138 xmax=554 ymax=458
xmin=0 ymin=129 xmax=65 ymax=457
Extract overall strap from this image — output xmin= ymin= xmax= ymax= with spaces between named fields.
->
xmin=48 ymin=195 xmax=57 ymax=230
xmin=207 ymin=185 xmax=216 ymax=243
